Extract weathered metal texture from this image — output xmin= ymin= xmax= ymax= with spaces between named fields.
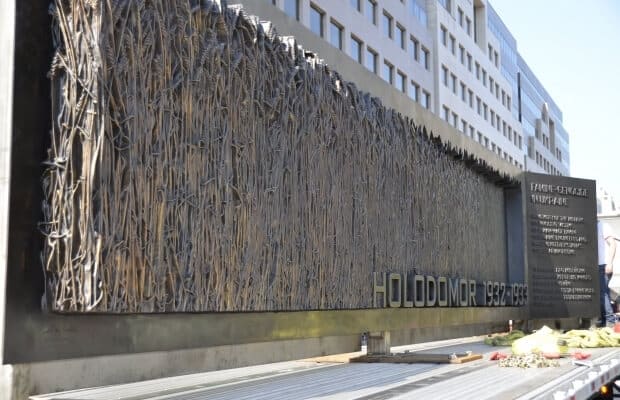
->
xmin=42 ymin=0 xmax=510 ymax=313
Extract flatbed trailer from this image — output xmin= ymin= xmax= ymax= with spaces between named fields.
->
xmin=30 ymin=336 xmax=620 ymax=400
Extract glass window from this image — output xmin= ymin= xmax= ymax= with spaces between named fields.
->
xmin=467 ymin=53 xmax=472 ymax=71
xmin=383 ymin=12 xmax=393 ymax=38
xmin=476 ymin=97 xmax=481 ymax=114
xmin=397 ymin=71 xmax=406 ymax=92
xmin=461 ymin=119 xmax=467 ymax=133
xmin=489 ymin=77 xmax=494 ymax=94
xmin=443 ymin=106 xmax=450 ymax=121
xmin=469 ymin=126 xmax=475 ymax=138
xmin=350 ymin=35 xmax=363 ymax=63
xmin=438 ymin=0 xmax=451 ymax=12
xmin=490 ymin=110 xmax=495 ymax=127
xmin=483 ymin=103 xmax=488 ymax=120
xmin=440 ymin=26 xmax=447 ymax=46
xmin=421 ymin=47 xmax=430 ymax=70
xmin=409 ymin=81 xmax=419 ymax=101
xmin=452 ymin=112 xmax=458 ymax=128
xmin=458 ymin=7 xmax=464 ymax=26
xmin=382 ymin=60 xmax=394 ymax=84
xmin=460 ymin=82 xmax=466 ymax=101
xmin=310 ymin=5 xmax=324 ymax=37
xmin=466 ymin=17 xmax=471 ymax=35
xmin=475 ymin=62 xmax=480 ymax=79
xmin=451 ymin=73 xmax=457 ymax=94
xmin=449 ymin=35 xmax=455 ymax=55
xmin=422 ymin=91 xmax=430 ymax=109
xmin=366 ymin=0 xmax=377 ymax=25
xmin=409 ymin=37 xmax=419 ymax=61
xmin=459 ymin=45 xmax=465 ymax=64
xmin=350 ymin=0 xmax=361 ymax=12
xmin=488 ymin=44 xmax=493 ymax=61
xmin=396 ymin=24 xmax=405 ymax=49
xmin=284 ymin=0 xmax=299 ymax=20
xmin=468 ymin=89 xmax=473 ymax=107
xmin=482 ymin=69 xmax=487 ymax=86
xmin=365 ymin=47 xmax=377 ymax=73
xmin=441 ymin=65 xmax=448 ymax=86
xmin=329 ymin=20 xmax=343 ymax=49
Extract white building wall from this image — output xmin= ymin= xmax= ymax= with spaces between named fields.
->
xmin=253 ymin=0 xmax=568 ymax=173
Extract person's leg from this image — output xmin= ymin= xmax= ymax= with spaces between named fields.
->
xmin=600 ymin=266 xmax=616 ymax=325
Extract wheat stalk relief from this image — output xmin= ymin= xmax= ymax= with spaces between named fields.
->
xmin=42 ymin=0 xmax=509 ymax=313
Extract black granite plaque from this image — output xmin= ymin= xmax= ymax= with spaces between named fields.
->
xmin=524 ymin=172 xmax=598 ymax=319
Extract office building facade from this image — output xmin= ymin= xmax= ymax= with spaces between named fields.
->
xmin=260 ymin=0 xmax=569 ymax=175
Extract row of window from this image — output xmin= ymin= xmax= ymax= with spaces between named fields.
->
xmin=456 ymin=6 xmax=472 ymax=37
xmin=380 ymin=59 xmax=431 ymax=109
xmin=441 ymin=104 xmax=523 ymax=169
xmin=374 ymin=4 xmax=430 ymax=70
xmin=439 ymin=25 xmax=510 ymax=114
xmin=440 ymin=65 xmax=522 ymax=150
xmin=351 ymin=0 xmax=428 ymax=28
xmin=535 ymin=151 xmax=561 ymax=175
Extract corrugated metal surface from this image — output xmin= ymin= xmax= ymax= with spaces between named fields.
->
xmin=31 ymin=339 xmax=620 ymax=400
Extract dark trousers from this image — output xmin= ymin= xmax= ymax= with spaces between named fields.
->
xmin=600 ymin=264 xmax=616 ymax=325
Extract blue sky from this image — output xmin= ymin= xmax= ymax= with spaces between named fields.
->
xmin=489 ymin=0 xmax=620 ymax=198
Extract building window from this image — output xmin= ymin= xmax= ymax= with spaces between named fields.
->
xmin=421 ymin=47 xmax=430 ymax=70
xmin=452 ymin=112 xmax=458 ymax=128
xmin=382 ymin=12 xmax=393 ymax=38
xmin=489 ymin=77 xmax=494 ymax=94
xmin=482 ymin=69 xmax=487 ymax=86
xmin=409 ymin=81 xmax=419 ymax=101
xmin=468 ymin=89 xmax=473 ymax=107
xmin=490 ymin=110 xmax=495 ymax=127
xmin=310 ymin=4 xmax=324 ymax=37
xmin=466 ymin=17 xmax=471 ymax=36
xmin=459 ymin=45 xmax=465 ymax=64
xmin=443 ymin=106 xmax=450 ymax=122
xmin=350 ymin=35 xmax=363 ymax=63
xmin=467 ymin=53 xmax=472 ymax=71
xmin=365 ymin=47 xmax=377 ymax=73
xmin=483 ymin=103 xmax=488 ymax=120
xmin=350 ymin=0 xmax=361 ymax=12
xmin=475 ymin=62 xmax=480 ymax=79
xmin=397 ymin=71 xmax=406 ymax=92
xmin=469 ymin=125 xmax=475 ymax=138
xmin=449 ymin=35 xmax=456 ymax=55
xmin=366 ymin=0 xmax=377 ymax=25
xmin=501 ymin=90 xmax=506 ymax=106
xmin=488 ymin=44 xmax=493 ymax=61
xmin=422 ymin=91 xmax=431 ymax=109
xmin=507 ymin=96 xmax=511 ymax=110
xmin=460 ymin=82 xmax=466 ymax=101
xmin=409 ymin=36 xmax=419 ymax=61
xmin=458 ymin=7 xmax=464 ymax=26
xmin=284 ymin=0 xmax=299 ymax=20
xmin=440 ymin=25 xmax=447 ymax=46
xmin=442 ymin=65 xmax=448 ymax=86
xmin=494 ymin=51 xmax=499 ymax=67
xmin=329 ymin=20 xmax=343 ymax=49
xmin=382 ymin=60 xmax=394 ymax=84
xmin=461 ymin=119 xmax=467 ymax=133
xmin=439 ymin=0 xmax=452 ymax=13
xmin=396 ymin=24 xmax=405 ymax=49
xmin=476 ymin=97 xmax=481 ymax=114
xmin=451 ymin=73 xmax=457 ymax=94
xmin=495 ymin=83 xmax=500 ymax=99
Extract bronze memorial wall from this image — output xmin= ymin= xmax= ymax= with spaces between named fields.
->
xmin=41 ymin=0 xmax=515 ymax=313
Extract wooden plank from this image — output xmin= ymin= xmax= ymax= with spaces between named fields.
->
xmin=350 ymin=352 xmax=483 ymax=364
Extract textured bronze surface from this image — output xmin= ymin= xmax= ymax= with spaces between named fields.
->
xmin=42 ymin=0 xmax=510 ymax=313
